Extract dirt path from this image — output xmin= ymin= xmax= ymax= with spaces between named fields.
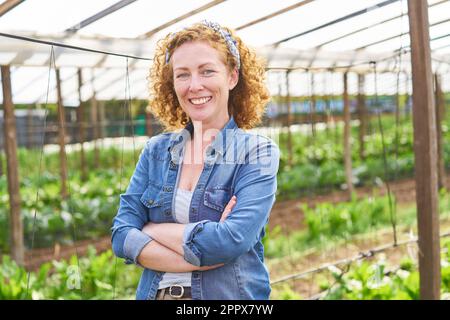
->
xmin=267 ymin=175 xmax=449 ymax=233
xmin=24 ymin=237 xmax=111 ymax=271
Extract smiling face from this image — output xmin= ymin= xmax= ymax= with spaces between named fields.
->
xmin=171 ymin=40 xmax=238 ymax=131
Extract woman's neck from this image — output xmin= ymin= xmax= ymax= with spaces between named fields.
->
xmin=191 ymin=115 xmax=229 ymax=145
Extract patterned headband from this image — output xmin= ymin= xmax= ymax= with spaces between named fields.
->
xmin=165 ymin=20 xmax=241 ymax=69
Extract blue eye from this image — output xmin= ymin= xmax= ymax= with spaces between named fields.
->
xmin=202 ymin=70 xmax=215 ymax=75
xmin=176 ymin=73 xmax=189 ymax=79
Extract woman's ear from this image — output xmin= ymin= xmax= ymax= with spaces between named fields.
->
xmin=228 ymin=67 xmax=239 ymax=90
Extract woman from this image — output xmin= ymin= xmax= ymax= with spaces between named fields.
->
xmin=111 ymin=20 xmax=280 ymax=300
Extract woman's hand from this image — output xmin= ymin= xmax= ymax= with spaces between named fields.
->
xmin=220 ymin=196 xmax=237 ymax=222
xmin=197 ymin=263 xmax=225 ymax=271
xmin=194 ymin=196 xmax=236 ymax=270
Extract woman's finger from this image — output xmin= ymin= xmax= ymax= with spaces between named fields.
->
xmin=220 ymin=196 xmax=237 ymax=222
xmin=198 ymin=263 xmax=224 ymax=271
xmin=224 ymin=196 xmax=237 ymax=211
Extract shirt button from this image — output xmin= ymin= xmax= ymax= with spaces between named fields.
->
xmin=164 ymin=210 xmax=171 ymax=216
xmin=163 ymin=186 xmax=173 ymax=192
xmin=147 ymin=199 xmax=154 ymax=205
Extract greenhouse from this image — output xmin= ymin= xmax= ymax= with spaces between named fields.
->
xmin=0 ymin=0 xmax=449 ymax=301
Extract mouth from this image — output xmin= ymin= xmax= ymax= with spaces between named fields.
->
xmin=189 ymin=96 xmax=212 ymax=105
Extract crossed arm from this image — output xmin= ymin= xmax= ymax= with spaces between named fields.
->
xmin=136 ymin=196 xmax=237 ymax=272
xmin=112 ymin=138 xmax=279 ymax=272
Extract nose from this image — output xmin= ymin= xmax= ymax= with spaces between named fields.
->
xmin=189 ymin=74 xmax=204 ymax=92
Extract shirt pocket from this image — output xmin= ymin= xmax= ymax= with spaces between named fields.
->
xmin=203 ymin=186 xmax=232 ymax=221
xmin=140 ymin=182 xmax=165 ymax=223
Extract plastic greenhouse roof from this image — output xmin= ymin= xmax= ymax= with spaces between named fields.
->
xmin=0 ymin=0 xmax=449 ymax=104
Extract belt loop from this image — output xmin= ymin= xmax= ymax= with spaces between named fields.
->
xmin=157 ymin=288 xmax=166 ymax=300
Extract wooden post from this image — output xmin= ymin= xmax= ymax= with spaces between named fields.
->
xmin=0 ymin=141 xmax=3 ymax=177
xmin=145 ymin=107 xmax=153 ymax=137
xmin=277 ymin=76 xmax=283 ymax=140
xmin=26 ymin=105 xmax=33 ymax=149
xmin=408 ymin=0 xmax=441 ymax=300
xmin=324 ymin=93 xmax=331 ymax=137
xmin=1 ymin=65 xmax=24 ymax=265
xmin=343 ymin=72 xmax=354 ymax=199
xmin=310 ymin=73 xmax=316 ymax=138
xmin=330 ymin=72 xmax=340 ymax=145
xmin=77 ymin=69 xmax=87 ymax=181
xmin=90 ymin=72 xmax=100 ymax=168
xmin=357 ymin=73 xmax=367 ymax=160
xmin=323 ymin=73 xmax=331 ymax=137
xmin=98 ymin=100 xmax=106 ymax=143
xmin=276 ymin=75 xmax=283 ymax=149
xmin=285 ymin=70 xmax=293 ymax=167
xmin=394 ymin=70 xmax=402 ymax=182
xmin=395 ymin=72 xmax=401 ymax=145
xmin=435 ymin=73 xmax=445 ymax=190
xmin=0 ymin=148 xmax=3 ymax=177
xmin=334 ymin=94 xmax=339 ymax=145
xmin=90 ymin=93 xmax=100 ymax=168
xmin=55 ymin=69 xmax=68 ymax=199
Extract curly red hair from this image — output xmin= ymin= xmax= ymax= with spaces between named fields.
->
xmin=147 ymin=22 xmax=270 ymax=131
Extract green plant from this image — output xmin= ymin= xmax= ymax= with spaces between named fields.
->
xmin=0 ymin=247 xmax=141 ymax=300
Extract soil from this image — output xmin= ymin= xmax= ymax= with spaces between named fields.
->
xmin=267 ymin=175 xmax=450 ymax=234
xmin=24 ymin=237 xmax=111 ymax=271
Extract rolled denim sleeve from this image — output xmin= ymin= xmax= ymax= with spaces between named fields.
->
xmin=182 ymin=220 xmax=209 ymax=266
xmin=111 ymin=140 xmax=154 ymax=266
xmin=182 ymin=138 xmax=280 ymax=266
xmin=123 ymin=228 xmax=153 ymax=265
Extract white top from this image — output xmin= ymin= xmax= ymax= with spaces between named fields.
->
xmin=158 ymin=147 xmax=193 ymax=289
xmin=158 ymin=188 xmax=193 ymax=289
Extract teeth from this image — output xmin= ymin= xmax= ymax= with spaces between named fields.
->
xmin=190 ymin=97 xmax=211 ymax=105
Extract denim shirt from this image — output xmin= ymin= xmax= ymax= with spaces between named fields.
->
xmin=111 ymin=116 xmax=280 ymax=300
